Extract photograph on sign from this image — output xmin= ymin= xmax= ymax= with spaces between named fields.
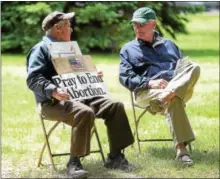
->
xmin=52 ymin=55 xmax=97 ymax=74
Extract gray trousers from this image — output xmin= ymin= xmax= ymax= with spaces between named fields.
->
xmin=39 ymin=96 xmax=134 ymax=157
xmin=136 ymin=58 xmax=200 ymax=147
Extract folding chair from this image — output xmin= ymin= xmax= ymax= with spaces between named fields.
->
xmin=37 ymin=114 xmax=105 ymax=170
xmin=130 ymin=91 xmax=192 ymax=153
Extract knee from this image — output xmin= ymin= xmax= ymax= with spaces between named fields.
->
xmin=112 ymin=101 xmax=125 ymax=109
xmin=82 ymin=108 xmax=95 ymax=119
xmin=192 ymin=63 xmax=201 ymax=80
xmin=191 ymin=63 xmax=200 ymax=74
xmin=105 ymin=101 xmax=127 ymax=122
xmin=193 ymin=63 xmax=200 ymax=73
xmin=111 ymin=101 xmax=126 ymax=117
xmin=76 ymin=108 xmax=95 ymax=127
xmin=74 ymin=107 xmax=95 ymax=122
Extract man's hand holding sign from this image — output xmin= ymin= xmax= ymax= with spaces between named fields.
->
xmin=52 ymin=87 xmax=70 ymax=101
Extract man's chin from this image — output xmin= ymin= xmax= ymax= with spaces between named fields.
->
xmin=137 ymin=36 xmax=152 ymax=42
xmin=137 ymin=37 xmax=147 ymax=41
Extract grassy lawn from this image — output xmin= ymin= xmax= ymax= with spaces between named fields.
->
xmin=1 ymin=13 xmax=219 ymax=178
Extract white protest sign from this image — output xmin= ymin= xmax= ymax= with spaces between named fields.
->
xmin=52 ymin=72 xmax=108 ymax=100
xmin=49 ymin=41 xmax=110 ymax=101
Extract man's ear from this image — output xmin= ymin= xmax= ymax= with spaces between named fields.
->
xmin=153 ymin=21 xmax=157 ymax=29
xmin=54 ymin=24 xmax=61 ymax=31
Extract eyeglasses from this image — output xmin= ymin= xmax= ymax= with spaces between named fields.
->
xmin=132 ymin=20 xmax=155 ymax=28
xmin=132 ymin=22 xmax=148 ymax=28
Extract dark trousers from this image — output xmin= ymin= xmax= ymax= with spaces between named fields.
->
xmin=39 ymin=96 xmax=134 ymax=157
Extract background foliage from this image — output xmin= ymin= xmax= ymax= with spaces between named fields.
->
xmin=1 ymin=1 xmax=205 ymax=53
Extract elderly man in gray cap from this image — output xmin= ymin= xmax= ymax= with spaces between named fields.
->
xmin=26 ymin=11 xmax=134 ymax=178
xmin=119 ymin=7 xmax=200 ymax=166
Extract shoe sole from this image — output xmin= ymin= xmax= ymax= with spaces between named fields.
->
xmin=67 ymin=171 xmax=89 ymax=178
xmin=149 ymin=99 xmax=164 ymax=113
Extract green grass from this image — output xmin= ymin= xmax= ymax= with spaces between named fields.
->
xmin=1 ymin=12 xmax=219 ymax=178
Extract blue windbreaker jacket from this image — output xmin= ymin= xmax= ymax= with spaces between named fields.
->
xmin=119 ymin=32 xmax=183 ymax=92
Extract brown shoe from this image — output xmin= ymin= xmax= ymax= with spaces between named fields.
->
xmin=149 ymin=91 xmax=175 ymax=113
xmin=149 ymin=99 xmax=165 ymax=113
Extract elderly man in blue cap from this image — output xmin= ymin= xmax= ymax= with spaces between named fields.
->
xmin=119 ymin=7 xmax=200 ymax=166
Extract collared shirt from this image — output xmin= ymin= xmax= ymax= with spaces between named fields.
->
xmin=119 ymin=32 xmax=183 ymax=92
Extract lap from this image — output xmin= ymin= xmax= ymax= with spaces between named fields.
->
xmin=39 ymin=96 xmax=122 ymax=124
xmin=84 ymin=96 xmax=124 ymax=118
xmin=39 ymin=100 xmax=92 ymax=125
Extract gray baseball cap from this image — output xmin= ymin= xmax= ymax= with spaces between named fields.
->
xmin=42 ymin=11 xmax=75 ymax=31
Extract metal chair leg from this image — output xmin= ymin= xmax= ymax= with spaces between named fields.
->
xmin=130 ymin=92 xmax=141 ymax=153
xmin=39 ymin=116 xmax=59 ymax=170
xmin=38 ymin=115 xmax=105 ymax=170
xmin=93 ymin=124 xmax=105 ymax=163
xmin=38 ymin=119 xmax=60 ymax=169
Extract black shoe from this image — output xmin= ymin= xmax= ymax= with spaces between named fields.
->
xmin=67 ymin=157 xmax=89 ymax=178
xmin=104 ymin=153 xmax=135 ymax=172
